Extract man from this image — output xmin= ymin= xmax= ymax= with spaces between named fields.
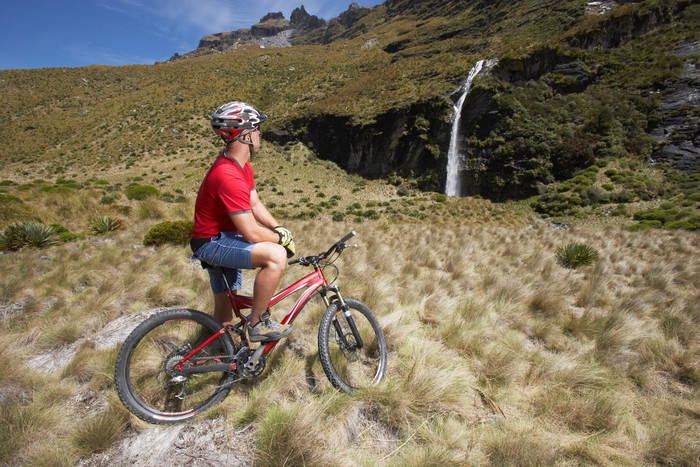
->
xmin=190 ymin=101 xmax=295 ymax=342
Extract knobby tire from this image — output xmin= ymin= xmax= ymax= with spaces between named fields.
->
xmin=115 ymin=308 xmax=236 ymax=424
xmin=318 ymin=298 xmax=387 ymax=393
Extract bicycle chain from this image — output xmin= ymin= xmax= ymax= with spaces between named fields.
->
xmin=168 ymin=348 xmax=250 ymax=400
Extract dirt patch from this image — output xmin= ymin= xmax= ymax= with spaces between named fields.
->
xmin=80 ymin=417 xmax=256 ymax=466
xmin=27 ymin=308 xmax=168 ymax=373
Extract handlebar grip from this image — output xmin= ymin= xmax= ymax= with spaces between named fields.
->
xmin=288 ymin=258 xmax=300 ymax=265
xmin=340 ymin=231 xmax=356 ymax=244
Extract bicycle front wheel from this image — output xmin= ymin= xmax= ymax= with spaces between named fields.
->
xmin=318 ymin=298 xmax=387 ymax=393
xmin=115 ymin=308 xmax=236 ymax=424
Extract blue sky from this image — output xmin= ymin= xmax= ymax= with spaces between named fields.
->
xmin=0 ymin=0 xmax=385 ymax=70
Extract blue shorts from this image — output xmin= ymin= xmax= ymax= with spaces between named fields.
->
xmin=191 ymin=232 xmax=255 ymax=294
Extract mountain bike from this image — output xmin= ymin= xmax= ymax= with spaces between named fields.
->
xmin=115 ymin=231 xmax=387 ymax=424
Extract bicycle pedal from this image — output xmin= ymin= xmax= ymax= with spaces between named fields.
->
xmin=225 ymin=324 xmax=244 ymax=336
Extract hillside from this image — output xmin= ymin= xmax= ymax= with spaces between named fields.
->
xmin=0 ymin=0 xmax=699 ymax=465
xmin=0 ymin=0 xmax=698 ymax=230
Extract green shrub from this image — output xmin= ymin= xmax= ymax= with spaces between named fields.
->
xmin=434 ymin=193 xmax=448 ymax=203
xmin=332 ymin=211 xmax=345 ymax=222
xmin=555 ymin=243 xmax=600 ymax=269
xmin=633 ymin=207 xmax=688 ymax=224
xmin=99 ymin=194 xmax=119 ymax=205
xmin=0 ymin=180 xmax=15 ymax=186
xmin=125 ymin=184 xmax=159 ymax=200
xmin=626 ymin=220 xmax=663 ymax=231
xmin=89 ymin=217 xmax=124 ymax=235
xmin=664 ymin=216 xmax=700 ymax=231
xmin=0 ymin=193 xmax=22 ymax=203
xmin=143 ymin=220 xmax=193 ymax=246
xmin=363 ymin=210 xmax=380 ymax=220
xmin=571 ymin=175 xmax=594 ymax=186
xmin=50 ymin=224 xmax=82 ymax=243
xmin=0 ymin=222 xmax=59 ymax=251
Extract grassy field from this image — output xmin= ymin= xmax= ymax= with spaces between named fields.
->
xmin=1 ymin=142 xmax=698 ymax=465
xmin=1 ymin=0 xmax=698 ymax=463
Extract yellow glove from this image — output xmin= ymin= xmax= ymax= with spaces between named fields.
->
xmin=273 ymin=226 xmax=296 ymax=258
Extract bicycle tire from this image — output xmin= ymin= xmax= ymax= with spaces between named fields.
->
xmin=318 ymin=298 xmax=387 ymax=393
xmin=115 ymin=308 xmax=236 ymax=424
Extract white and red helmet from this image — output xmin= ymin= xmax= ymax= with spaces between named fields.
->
xmin=210 ymin=101 xmax=267 ymax=141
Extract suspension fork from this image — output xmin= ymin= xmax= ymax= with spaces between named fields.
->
xmin=321 ymin=286 xmax=364 ymax=349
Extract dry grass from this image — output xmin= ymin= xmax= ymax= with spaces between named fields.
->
xmin=1 ymin=167 xmax=699 ymax=464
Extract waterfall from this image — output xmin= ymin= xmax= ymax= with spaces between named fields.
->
xmin=445 ymin=59 xmax=494 ymax=197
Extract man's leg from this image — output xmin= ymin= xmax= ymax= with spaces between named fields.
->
xmin=213 ymin=290 xmax=235 ymax=324
xmin=249 ymin=242 xmax=287 ymax=326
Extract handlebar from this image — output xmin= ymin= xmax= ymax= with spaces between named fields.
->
xmin=288 ymin=231 xmax=356 ymax=267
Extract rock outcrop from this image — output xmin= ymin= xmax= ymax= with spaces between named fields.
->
xmin=186 ymin=4 xmax=374 ymax=55
xmin=649 ymin=42 xmax=700 ymax=174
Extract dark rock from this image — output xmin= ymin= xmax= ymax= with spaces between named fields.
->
xmin=649 ymin=59 xmax=700 ymax=174
xmin=491 ymin=48 xmax=579 ymax=85
xmin=260 ymin=12 xmax=285 ymax=23
xmin=550 ymin=61 xmax=592 ymax=93
xmin=266 ymin=99 xmax=452 ymax=189
xmin=567 ymin=1 xmax=689 ymax=49
xmin=323 ymin=3 xmax=373 ymax=43
xmin=290 ymin=6 xmax=326 ymax=30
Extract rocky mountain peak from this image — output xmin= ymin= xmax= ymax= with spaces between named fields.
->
xmin=289 ymin=5 xmax=326 ymax=30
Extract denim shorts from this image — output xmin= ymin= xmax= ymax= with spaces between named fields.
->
xmin=191 ymin=232 xmax=255 ymax=294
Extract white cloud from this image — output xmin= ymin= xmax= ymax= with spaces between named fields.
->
xmin=63 ymin=42 xmax=156 ymax=67
xmin=98 ymin=0 xmax=369 ymax=37
xmin=99 ymin=0 xmax=300 ymax=35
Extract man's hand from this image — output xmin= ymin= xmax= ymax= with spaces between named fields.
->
xmin=273 ymin=226 xmax=296 ymax=258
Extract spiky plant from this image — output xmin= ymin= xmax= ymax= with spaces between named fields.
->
xmin=88 ymin=217 xmax=124 ymax=235
xmin=0 ymin=221 xmax=59 ymax=251
xmin=555 ymin=243 xmax=600 ymax=268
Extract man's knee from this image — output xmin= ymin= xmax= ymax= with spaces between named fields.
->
xmin=252 ymin=242 xmax=287 ymax=270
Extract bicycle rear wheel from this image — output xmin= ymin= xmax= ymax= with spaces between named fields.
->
xmin=318 ymin=298 xmax=387 ymax=393
xmin=115 ymin=308 xmax=236 ymax=424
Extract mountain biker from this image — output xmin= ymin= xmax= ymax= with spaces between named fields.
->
xmin=190 ymin=101 xmax=295 ymax=342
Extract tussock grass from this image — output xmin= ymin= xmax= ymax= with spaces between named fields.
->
xmin=72 ymin=404 xmax=130 ymax=456
xmin=367 ymin=340 xmax=476 ymax=431
xmin=254 ymin=401 xmax=336 ymax=466
xmin=1 ymin=176 xmax=699 ymax=464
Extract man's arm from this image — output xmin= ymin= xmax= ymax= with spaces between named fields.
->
xmin=249 ymin=189 xmax=279 ymax=230
xmin=229 ymin=211 xmax=279 ymax=244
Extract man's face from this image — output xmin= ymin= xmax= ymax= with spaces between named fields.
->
xmin=251 ymin=127 xmax=261 ymax=150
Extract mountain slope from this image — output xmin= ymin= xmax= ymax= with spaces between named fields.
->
xmin=0 ymin=0 xmax=698 ymax=206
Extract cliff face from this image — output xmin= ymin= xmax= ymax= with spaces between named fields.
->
xmin=267 ymin=99 xmax=453 ymax=191
xmin=648 ymin=43 xmax=700 ymax=174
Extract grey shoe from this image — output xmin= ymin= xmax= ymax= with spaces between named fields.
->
xmin=246 ymin=313 xmax=293 ymax=342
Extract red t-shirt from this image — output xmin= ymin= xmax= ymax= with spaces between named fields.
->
xmin=191 ymin=154 xmax=256 ymax=238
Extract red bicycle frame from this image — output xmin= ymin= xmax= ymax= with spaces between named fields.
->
xmin=228 ymin=266 xmax=329 ymax=353
xmin=175 ymin=265 xmax=330 ymax=371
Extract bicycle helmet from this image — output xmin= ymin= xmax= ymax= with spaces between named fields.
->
xmin=211 ymin=101 xmax=267 ymax=142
